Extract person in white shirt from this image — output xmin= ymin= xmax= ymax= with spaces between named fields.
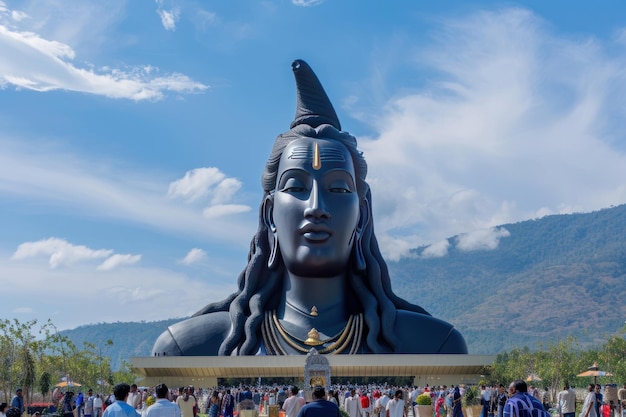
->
xmin=282 ymin=387 xmax=305 ymax=417
xmin=386 ymin=390 xmax=405 ymax=417
xmin=146 ymin=384 xmax=181 ymax=417
xmin=93 ymin=395 xmax=104 ymax=417
xmin=85 ymin=390 xmax=95 ymax=417
xmin=374 ymin=392 xmax=390 ymax=417
xmin=345 ymin=390 xmax=360 ymax=417
xmin=481 ymin=385 xmax=491 ymax=417
xmin=127 ymin=385 xmax=142 ymax=410
xmin=558 ymin=384 xmax=577 ymax=417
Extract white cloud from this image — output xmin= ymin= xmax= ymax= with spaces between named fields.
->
xmin=0 ymin=1 xmax=127 ymax=52
xmin=11 ymin=10 xmax=29 ymax=22
xmin=455 ymin=227 xmax=511 ymax=252
xmin=156 ymin=2 xmax=180 ymax=32
xmin=0 ymin=11 xmax=207 ymax=100
xmin=0 ymin=252 xmax=237 ymax=331
xmin=211 ymin=177 xmax=242 ymax=205
xmin=292 ymin=0 xmax=324 ymax=6
xmin=180 ymin=248 xmax=207 ymax=265
xmin=358 ymin=8 xmax=626 ymax=259
xmin=97 ymin=254 xmax=142 ymax=271
xmin=12 ymin=237 xmax=113 ymax=269
xmin=0 ymin=140 xmax=255 ymax=246
xmin=203 ymin=204 xmax=251 ymax=219
xmin=422 ymin=240 xmax=451 ymax=258
xmin=168 ymin=167 xmax=251 ymax=218
xmin=168 ymin=167 xmax=226 ymax=202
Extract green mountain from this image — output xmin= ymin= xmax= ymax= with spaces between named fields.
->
xmin=61 ymin=204 xmax=626 ymax=366
xmin=387 ymin=203 xmax=626 ymax=353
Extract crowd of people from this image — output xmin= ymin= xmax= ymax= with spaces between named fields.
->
xmin=2 ymin=381 xmax=625 ymax=417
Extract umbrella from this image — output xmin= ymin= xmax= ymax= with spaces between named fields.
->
xmin=577 ymin=362 xmax=613 ymax=384
xmin=526 ymin=374 xmax=542 ymax=382
xmin=55 ymin=381 xmax=82 ymax=387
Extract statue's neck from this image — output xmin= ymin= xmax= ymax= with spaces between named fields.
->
xmin=284 ymin=272 xmax=346 ymax=312
xmin=279 ymin=272 xmax=349 ymax=335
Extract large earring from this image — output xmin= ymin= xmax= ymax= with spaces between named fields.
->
xmin=352 ymin=199 xmax=369 ymax=273
xmin=268 ymin=233 xmax=279 ymax=269
xmin=352 ymin=230 xmax=366 ymax=272
xmin=263 ymin=195 xmax=279 ymax=269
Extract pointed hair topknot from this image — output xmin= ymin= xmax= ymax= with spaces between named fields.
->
xmin=290 ymin=59 xmax=341 ymax=131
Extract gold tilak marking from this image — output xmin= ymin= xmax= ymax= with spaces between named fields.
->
xmin=312 ymin=142 xmax=322 ymax=170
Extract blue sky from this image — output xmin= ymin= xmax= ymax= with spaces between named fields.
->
xmin=2 ymin=0 xmax=626 ymax=331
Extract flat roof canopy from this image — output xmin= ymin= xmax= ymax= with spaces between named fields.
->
xmin=131 ymin=354 xmax=495 ymax=379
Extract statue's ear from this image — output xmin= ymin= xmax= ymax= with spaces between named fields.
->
xmin=353 ymin=197 xmax=370 ymax=272
xmin=263 ymin=194 xmax=279 ymax=269
xmin=262 ymin=194 xmax=276 ymax=232
xmin=358 ymin=196 xmax=371 ymax=234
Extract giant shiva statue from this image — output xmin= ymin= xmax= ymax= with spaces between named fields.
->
xmin=152 ymin=60 xmax=467 ymax=356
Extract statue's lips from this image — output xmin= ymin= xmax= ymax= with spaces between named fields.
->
xmin=300 ymin=224 xmax=332 ymax=242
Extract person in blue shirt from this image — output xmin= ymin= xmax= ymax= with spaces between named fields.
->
xmin=296 ymin=386 xmax=341 ymax=417
xmin=504 ymin=380 xmax=547 ymax=417
xmin=76 ymin=392 xmax=85 ymax=417
xmin=11 ymin=389 xmax=24 ymax=415
xmin=102 ymin=384 xmax=139 ymax=417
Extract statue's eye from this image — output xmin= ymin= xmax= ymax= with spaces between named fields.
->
xmin=328 ymin=179 xmax=353 ymax=194
xmin=280 ymin=177 xmax=307 ymax=193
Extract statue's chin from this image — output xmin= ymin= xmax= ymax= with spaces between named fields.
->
xmin=281 ymin=245 xmax=350 ymax=278
xmin=284 ymin=258 xmax=345 ymax=278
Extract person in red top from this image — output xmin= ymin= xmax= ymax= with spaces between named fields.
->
xmin=361 ymin=392 xmax=372 ymax=417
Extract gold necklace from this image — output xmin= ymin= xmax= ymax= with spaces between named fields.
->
xmin=261 ymin=310 xmax=363 ymax=355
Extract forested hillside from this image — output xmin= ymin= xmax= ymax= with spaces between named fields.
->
xmin=62 ymin=205 xmax=626 ymax=366
xmin=388 ymin=204 xmax=626 ymax=353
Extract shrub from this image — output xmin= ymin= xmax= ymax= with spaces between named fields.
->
xmin=463 ymin=386 xmax=480 ymax=406
xmin=417 ymin=394 xmax=432 ymax=406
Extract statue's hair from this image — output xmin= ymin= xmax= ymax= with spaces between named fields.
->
xmin=193 ymin=124 xmax=430 ymax=354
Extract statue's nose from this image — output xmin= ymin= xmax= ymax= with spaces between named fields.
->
xmin=304 ymin=181 xmax=330 ymax=220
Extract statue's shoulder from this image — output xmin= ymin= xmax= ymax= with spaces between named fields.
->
xmin=151 ymin=311 xmax=231 ymax=356
xmin=392 ymin=309 xmax=468 ymax=354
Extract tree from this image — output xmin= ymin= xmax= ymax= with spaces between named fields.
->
xmin=601 ymin=336 xmax=626 ymax=383
xmin=0 ymin=319 xmax=44 ymax=403
xmin=39 ymin=372 xmax=52 ymax=400
xmin=535 ymin=337 xmax=578 ymax=400
xmin=488 ymin=346 xmax=533 ymax=385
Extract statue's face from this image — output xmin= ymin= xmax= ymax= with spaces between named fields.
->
xmin=270 ymin=137 xmax=360 ymax=277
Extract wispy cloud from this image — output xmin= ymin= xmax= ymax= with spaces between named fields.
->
xmin=359 ymin=8 xmax=626 ymax=259
xmin=292 ymin=0 xmax=324 ymax=6
xmin=0 ymin=3 xmax=206 ymax=100
xmin=1 ymin=251 xmax=235 ymax=330
xmin=12 ymin=238 xmax=113 ymax=268
xmin=11 ymin=10 xmax=29 ymax=22
xmin=0 ymin=140 xmax=255 ymax=245
xmin=203 ymin=204 xmax=251 ymax=219
xmin=180 ymin=248 xmax=207 ymax=265
xmin=168 ymin=167 xmax=230 ymax=202
xmin=168 ymin=167 xmax=251 ymax=218
xmin=97 ymin=254 xmax=142 ymax=271
xmin=422 ymin=240 xmax=451 ymax=258
xmin=455 ymin=227 xmax=510 ymax=252
xmin=155 ymin=0 xmax=180 ymax=31
xmin=12 ymin=238 xmax=142 ymax=271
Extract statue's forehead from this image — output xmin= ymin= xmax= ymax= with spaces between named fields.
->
xmin=280 ymin=138 xmax=352 ymax=171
